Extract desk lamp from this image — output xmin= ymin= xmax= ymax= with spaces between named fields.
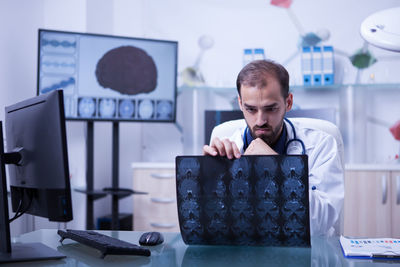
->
xmin=360 ymin=7 xmax=400 ymax=52
xmin=361 ymin=7 xmax=400 ymax=160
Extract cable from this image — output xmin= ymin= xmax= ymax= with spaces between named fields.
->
xmin=8 ymin=195 xmax=23 ymax=223
xmin=9 ymin=189 xmax=33 ymax=223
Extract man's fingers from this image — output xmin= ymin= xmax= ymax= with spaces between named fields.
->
xmin=222 ymin=138 xmax=234 ymax=159
xmin=211 ymin=138 xmax=226 ymax=156
xmin=232 ymin=143 xmax=241 ymax=158
xmin=203 ymin=145 xmax=218 ymax=156
xmin=206 ymin=137 xmax=241 ymax=159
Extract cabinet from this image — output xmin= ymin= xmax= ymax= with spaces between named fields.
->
xmin=132 ymin=162 xmax=179 ymax=232
xmin=343 ymin=165 xmax=400 ymax=237
xmin=391 ymin=170 xmax=400 ymax=237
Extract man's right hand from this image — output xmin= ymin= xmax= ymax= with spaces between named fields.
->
xmin=202 ymin=137 xmax=241 ymax=159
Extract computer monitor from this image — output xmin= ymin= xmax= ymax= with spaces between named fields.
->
xmin=0 ymin=90 xmax=72 ymax=263
xmin=204 ymin=110 xmax=243 ymax=145
xmin=37 ymin=29 xmax=178 ymax=122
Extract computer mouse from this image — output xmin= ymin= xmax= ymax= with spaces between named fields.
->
xmin=139 ymin=232 xmax=164 ymax=246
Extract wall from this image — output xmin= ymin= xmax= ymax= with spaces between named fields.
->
xmin=1 ymin=0 xmax=400 ymax=236
xmin=135 ymin=0 xmax=400 ymax=161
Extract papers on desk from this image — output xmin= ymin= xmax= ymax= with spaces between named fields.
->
xmin=340 ymin=235 xmax=400 ymax=259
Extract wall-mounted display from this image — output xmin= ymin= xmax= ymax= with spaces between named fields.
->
xmin=37 ymin=29 xmax=178 ymax=122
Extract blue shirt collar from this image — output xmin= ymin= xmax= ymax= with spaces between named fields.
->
xmin=244 ymin=123 xmax=287 ymax=154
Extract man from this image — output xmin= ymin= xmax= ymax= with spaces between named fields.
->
xmin=203 ymin=60 xmax=344 ymax=236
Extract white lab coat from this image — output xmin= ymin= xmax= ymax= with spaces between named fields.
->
xmin=210 ymin=118 xmax=344 ymax=237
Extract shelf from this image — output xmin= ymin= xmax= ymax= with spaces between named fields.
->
xmin=178 ymin=85 xmax=236 ymax=92
xmin=75 ymin=187 xmax=147 ymax=200
xmin=345 ymin=163 xmax=400 ymax=171
xmin=74 ymin=189 xmax=107 ymax=200
xmin=178 ymin=85 xmax=238 ymax=99
xmin=291 ymin=83 xmax=400 ymax=92
xmin=179 ymin=83 xmax=400 ymax=95
xmin=131 ymin=162 xmax=175 ymax=169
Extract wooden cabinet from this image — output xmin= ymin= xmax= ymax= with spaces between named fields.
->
xmin=344 ymin=166 xmax=400 ymax=238
xmin=391 ymin=171 xmax=400 ymax=237
xmin=132 ymin=163 xmax=179 ymax=232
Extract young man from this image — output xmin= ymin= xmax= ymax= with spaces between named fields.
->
xmin=203 ymin=60 xmax=344 ymax=236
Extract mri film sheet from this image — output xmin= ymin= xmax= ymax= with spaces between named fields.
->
xmin=176 ymin=155 xmax=310 ymax=247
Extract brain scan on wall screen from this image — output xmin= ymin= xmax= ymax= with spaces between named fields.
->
xmin=37 ymin=29 xmax=177 ymax=122
xmin=78 ymin=97 xmax=96 ymax=118
xmin=156 ymin=100 xmax=173 ymax=119
xmin=99 ymin=98 xmax=116 ymax=118
xmin=118 ymin=99 xmax=135 ymax=118
xmin=137 ymin=99 xmax=154 ymax=119
xmin=95 ymin=46 xmax=157 ymax=95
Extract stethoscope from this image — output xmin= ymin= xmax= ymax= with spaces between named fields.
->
xmin=243 ymin=118 xmax=306 ymax=155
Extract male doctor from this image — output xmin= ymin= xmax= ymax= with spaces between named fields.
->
xmin=203 ymin=60 xmax=344 ymax=236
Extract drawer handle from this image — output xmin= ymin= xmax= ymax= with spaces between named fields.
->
xmin=150 ymin=197 xmax=175 ymax=204
xmin=382 ymin=175 xmax=388 ymax=205
xmin=151 ymin=173 xmax=174 ymax=179
xmin=150 ymin=222 xmax=177 ymax=229
xmin=396 ymin=175 xmax=400 ymax=205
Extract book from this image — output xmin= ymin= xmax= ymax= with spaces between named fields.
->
xmin=322 ymin=46 xmax=334 ymax=85
xmin=340 ymin=235 xmax=400 ymax=259
xmin=301 ymin=46 xmax=312 ymax=86
xmin=311 ymin=46 xmax=322 ymax=86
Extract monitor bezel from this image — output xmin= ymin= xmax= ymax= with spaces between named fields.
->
xmin=36 ymin=28 xmax=179 ymax=123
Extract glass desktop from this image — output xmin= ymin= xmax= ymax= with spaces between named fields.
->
xmin=12 ymin=229 xmax=397 ymax=266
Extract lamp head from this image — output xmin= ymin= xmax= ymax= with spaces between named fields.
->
xmin=360 ymin=7 xmax=400 ymax=52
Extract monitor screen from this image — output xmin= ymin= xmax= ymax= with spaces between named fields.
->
xmin=4 ymin=90 xmax=72 ymax=222
xmin=37 ymin=29 xmax=178 ymax=122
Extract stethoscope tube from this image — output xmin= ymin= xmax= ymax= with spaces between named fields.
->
xmin=243 ymin=118 xmax=306 ymax=155
xmin=283 ymin=118 xmax=306 ymax=154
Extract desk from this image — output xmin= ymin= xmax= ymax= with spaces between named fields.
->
xmin=4 ymin=229 xmax=397 ymax=266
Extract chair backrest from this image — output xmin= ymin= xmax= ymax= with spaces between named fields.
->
xmin=289 ymin=117 xmax=344 ymax=168
xmin=286 ymin=108 xmax=337 ymax=124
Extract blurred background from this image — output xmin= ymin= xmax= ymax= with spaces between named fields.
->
xmin=1 ymin=0 xmax=400 ymax=237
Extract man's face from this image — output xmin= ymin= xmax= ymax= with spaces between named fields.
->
xmin=238 ymin=75 xmax=293 ymax=146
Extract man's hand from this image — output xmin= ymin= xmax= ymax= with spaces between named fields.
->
xmin=244 ymin=138 xmax=278 ymax=155
xmin=203 ymin=137 xmax=241 ymax=159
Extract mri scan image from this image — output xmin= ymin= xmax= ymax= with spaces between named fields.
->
xmin=176 ymin=155 xmax=310 ymax=247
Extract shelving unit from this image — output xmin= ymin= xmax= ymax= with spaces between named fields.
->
xmin=178 ymin=83 xmax=400 ymax=164
xmin=76 ymin=121 xmax=147 ymax=230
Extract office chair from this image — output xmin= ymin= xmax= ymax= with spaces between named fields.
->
xmin=286 ymin=108 xmax=337 ymax=124
xmin=209 ymin=117 xmax=345 ymax=236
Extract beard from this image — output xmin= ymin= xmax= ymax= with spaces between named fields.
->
xmin=249 ymin=121 xmax=284 ymax=146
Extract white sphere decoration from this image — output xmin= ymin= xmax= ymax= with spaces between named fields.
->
xmin=316 ymin=28 xmax=330 ymax=42
xmin=198 ymin=35 xmax=214 ymax=50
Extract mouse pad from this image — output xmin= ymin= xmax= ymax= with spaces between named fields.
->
xmin=175 ymin=155 xmax=310 ymax=247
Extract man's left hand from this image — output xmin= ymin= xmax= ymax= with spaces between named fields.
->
xmin=244 ymin=138 xmax=278 ymax=155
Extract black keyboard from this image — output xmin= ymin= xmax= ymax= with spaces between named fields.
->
xmin=57 ymin=229 xmax=151 ymax=258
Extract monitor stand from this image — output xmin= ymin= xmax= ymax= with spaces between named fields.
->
xmin=0 ymin=121 xmax=66 ymax=263
xmin=0 ymin=243 xmax=66 ymax=263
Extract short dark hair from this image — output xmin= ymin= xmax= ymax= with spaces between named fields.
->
xmin=236 ymin=60 xmax=289 ymax=98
